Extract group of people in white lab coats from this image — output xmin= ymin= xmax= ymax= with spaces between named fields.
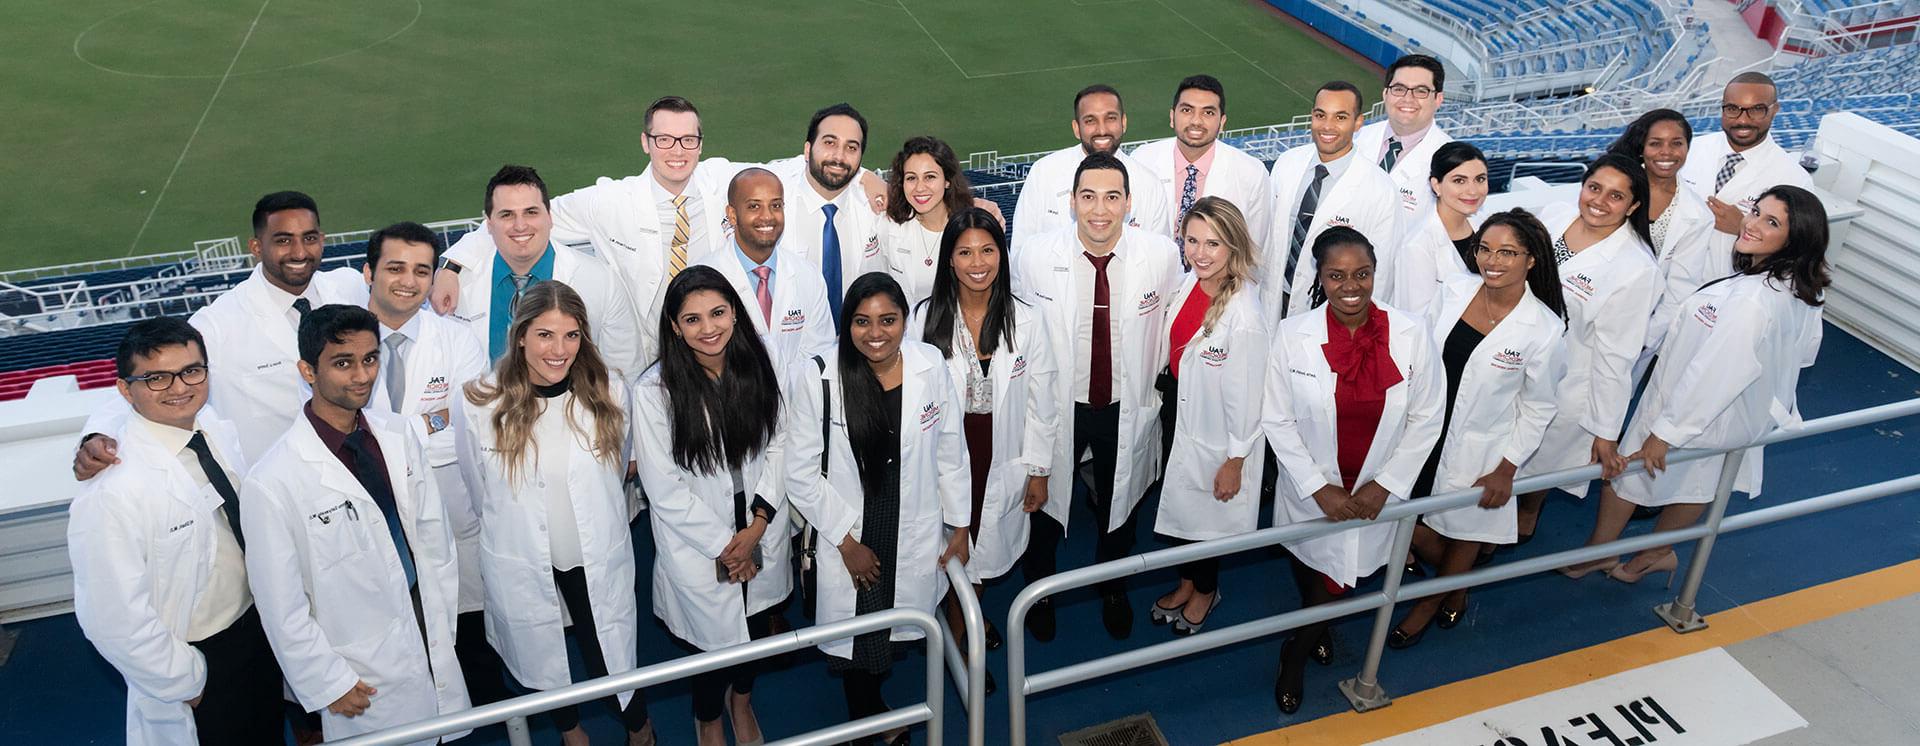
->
xmin=66 ymin=59 xmax=1835 ymax=746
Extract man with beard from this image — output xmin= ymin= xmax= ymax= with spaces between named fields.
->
xmin=1011 ymin=84 xmax=1174 ymax=247
xmin=769 ymin=103 xmax=887 ymax=323
xmin=1131 ymin=75 xmax=1274 ymax=242
xmin=1262 ymin=81 xmax=1399 ymax=324
xmin=693 ymin=168 xmax=836 ymax=370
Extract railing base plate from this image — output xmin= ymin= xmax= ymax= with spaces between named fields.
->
xmin=1339 ymin=678 xmax=1393 ymax=712
xmin=1653 ymin=602 xmax=1709 ymax=634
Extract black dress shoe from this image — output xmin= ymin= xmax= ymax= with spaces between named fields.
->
xmin=1386 ymin=623 xmax=1428 ymax=649
xmin=1312 ymin=628 xmax=1333 ymax=666
xmin=1026 ymin=598 xmax=1056 ymax=642
xmin=984 ymin=669 xmax=997 ymax=697
xmin=984 ymin=623 xmax=1003 ymax=651
xmin=1275 ymin=643 xmax=1305 ymax=715
xmin=1436 ymin=603 xmax=1467 ymax=630
xmin=1102 ymin=593 xmax=1134 ymax=639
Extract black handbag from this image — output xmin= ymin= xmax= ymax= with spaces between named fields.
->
xmin=796 ymin=356 xmax=829 ymax=617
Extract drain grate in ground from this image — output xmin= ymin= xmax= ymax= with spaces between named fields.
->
xmin=1058 ymin=712 xmax=1169 ymax=746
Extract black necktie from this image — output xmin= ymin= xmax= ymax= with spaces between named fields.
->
xmin=343 ymin=430 xmax=417 ymax=587
xmin=1380 ymin=138 xmax=1403 ymax=172
xmin=186 ymin=432 xmax=245 ymax=550
xmin=292 ymin=297 xmax=312 ymax=326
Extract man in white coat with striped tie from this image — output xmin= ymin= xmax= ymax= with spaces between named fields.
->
xmin=1131 ymin=74 xmax=1274 ymax=242
xmin=1263 ymin=81 xmax=1400 ymax=325
xmin=1674 ymin=72 xmax=1817 ymax=291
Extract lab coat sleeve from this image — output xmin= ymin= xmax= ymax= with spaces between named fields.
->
xmin=1019 ymin=312 xmax=1060 ymax=471
xmin=631 ymin=382 xmax=735 ymax=559
xmin=803 ymin=281 xmax=839 ymax=362
xmin=451 ymin=395 xmax=491 ymax=518
xmin=548 ymin=182 xmax=608 ymax=246
xmin=930 ymin=361 xmax=973 ymax=529
xmin=1650 ymin=218 xmax=1717 ymax=350
xmin=592 ymin=271 xmax=645 ymax=383
xmin=79 ymin=395 xmax=133 ymax=447
xmin=1366 ymin=194 xmax=1405 ymax=307
xmin=1374 ymin=321 xmax=1446 ymax=499
xmin=240 ymin=473 xmax=361 ymax=712
xmin=1582 ymin=265 xmax=1658 ymax=440
xmin=1242 ymin=165 xmax=1277 ymax=250
xmin=443 ymin=229 xmax=494 ymax=278
xmin=67 ymin=491 xmax=206 ymax=703
xmin=1134 ymin=175 xmax=1173 ymax=237
xmin=1260 ymin=334 xmax=1331 ymax=500
xmin=1010 ymin=169 xmax=1044 ymax=249
xmin=1649 ymin=295 xmax=1768 ymax=446
xmin=1224 ymin=312 xmax=1271 ymax=460
xmin=1502 ymin=327 xmax=1567 ymax=467
xmin=780 ymin=361 xmax=859 ymax=546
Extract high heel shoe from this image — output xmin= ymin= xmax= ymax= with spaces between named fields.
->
xmin=1311 ymin=628 xmax=1333 ymax=666
xmin=1403 ymin=556 xmax=1427 ymax=578
xmin=1274 ymin=645 xmax=1305 ymax=715
xmin=1608 ymin=552 xmax=1678 ymax=587
xmin=1172 ymin=591 xmax=1222 ymax=636
xmin=984 ymin=622 xmax=1003 ymax=651
xmin=1557 ymin=558 xmax=1620 ymax=579
xmin=1386 ymin=620 xmax=1429 ymax=649
xmin=1436 ymin=602 xmax=1467 ymax=630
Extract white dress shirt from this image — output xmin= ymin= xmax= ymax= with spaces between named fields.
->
xmin=137 ymin=415 xmax=251 ymax=641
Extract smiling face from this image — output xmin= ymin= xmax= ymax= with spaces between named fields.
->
xmin=1733 ymin=195 xmax=1791 ymax=258
xmin=1720 ymin=82 xmax=1777 ymax=149
xmin=672 ymin=289 xmax=734 ymax=367
xmin=486 ymin=183 xmax=553 ymax=268
xmin=301 ymin=330 xmax=379 ymax=413
xmin=644 ymin=109 xmax=703 ymax=186
xmin=1641 ymin=119 xmax=1689 ymax=181
xmin=1072 ymin=167 xmax=1130 ymax=248
xmin=118 ymin=342 xmax=208 ymax=430
xmin=1309 ymin=88 xmax=1362 ymax=159
xmin=1383 ymin=65 xmax=1442 ymax=133
xmin=1181 ymin=215 xmax=1229 ymax=285
xmin=1473 ymin=224 xmax=1535 ymax=292
xmin=1169 ymin=88 xmax=1224 ymax=151
xmin=365 ymin=238 xmax=435 ymax=321
xmin=1431 ymin=159 xmax=1488 ymax=217
xmin=900 ymin=153 xmax=948 ymax=217
xmin=251 ymin=208 xmax=323 ymax=293
xmin=849 ymin=293 xmax=905 ymax=365
xmin=520 ymin=308 xmax=582 ymax=386
xmin=805 ymin=114 xmax=864 ymax=192
xmin=950 ymin=227 xmax=1000 ymax=294
xmin=725 ymin=172 xmax=786 ymax=255
xmin=1317 ymin=243 xmax=1375 ymax=317
xmin=1577 ymin=166 xmax=1639 ymax=232
xmin=1072 ymin=92 xmax=1127 ymax=156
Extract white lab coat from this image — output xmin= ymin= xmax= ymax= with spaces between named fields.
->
xmin=1261 ymin=302 xmax=1444 ymax=586
xmin=69 ymin=414 xmax=249 ymax=746
xmin=242 ymin=410 xmax=468 ymax=744
xmin=181 ymin=266 xmax=367 ymax=462
xmin=1011 ymin=226 xmax=1183 ymax=533
xmin=1386 ymin=207 xmax=1471 ymax=315
xmin=691 ymin=242 xmax=839 ymax=372
xmin=1352 ymin=121 xmax=1455 ymax=224
xmin=1644 ymin=183 xmax=1718 ymax=360
xmin=443 ymin=243 xmax=643 ymax=381
xmin=631 ymin=364 xmax=793 ymax=651
xmin=764 ymin=156 xmax=888 ymax=298
xmin=1671 ymin=133 xmax=1815 ymax=315
xmin=1152 ymin=279 xmax=1270 ymax=541
xmin=781 ymin=341 xmax=972 ymax=659
xmin=1418 ymin=275 xmax=1566 ymax=543
xmin=1263 ymin=145 xmax=1402 ymax=324
xmin=452 ymin=379 xmax=640 ymax=703
xmin=1129 ymin=138 xmax=1275 ymax=241
xmin=1615 ymin=273 xmax=1822 ymax=505
xmin=906 ymin=297 xmax=1061 ymax=582
xmin=373 ymin=312 xmax=492 ymax=613
xmin=442 ymin=160 xmax=739 ymax=372
xmin=1011 ymin=145 xmax=1173 ymax=247
xmin=878 ymin=217 xmax=943 ymax=309
xmin=1517 ymin=208 xmax=1659 ymax=489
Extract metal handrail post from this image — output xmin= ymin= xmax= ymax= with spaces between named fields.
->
xmin=1341 ymin=514 xmax=1418 ymax=711
xmin=505 ymin=716 xmax=531 ymax=746
xmin=938 ymin=557 xmax=986 ymax=746
xmin=1654 ymin=450 xmax=1747 ymax=632
xmin=1007 ymin=583 xmax=1032 ymax=746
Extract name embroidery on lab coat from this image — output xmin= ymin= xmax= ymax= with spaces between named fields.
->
xmin=311 ymin=500 xmax=355 ymax=525
xmin=1693 ymin=303 xmax=1719 ymax=328
xmin=256 ymin=360 xmax=286 ymax=371
xmin=168 ymin=519 xmax=196 ymax=533
xmin=919 ymin=401 xmax=943 ymax=431
xmin=1491 ymin=348 xmax=1526 ymax=371
xmin=1137 ymin=290 xmax=1162 ymax=315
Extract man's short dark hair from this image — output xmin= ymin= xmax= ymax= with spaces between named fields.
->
xmin=1074 ymin=84 xmax=1124 ymax=116
xmin=726 ymin=167 xmax=781 ymax=206
xmin=1315 ymin=80 xmax=1365 ymax=114
xmin=298 ymin=304 xmax=380 ymax=367
xmin=1173 ymin=74 xmax=1227 ymax=114
xmin=805 ymin=103 xmax=868 ymax=144
xmin=644 ymin=95 xmax=700 ymax=133
xmin=1384 ymin=54 xmax=1446 ymax=92
xmin=251 ymin=191 xmax=319 ymax=237
xmin=1728 ymin=71 xmax=1778 ymax=90
xmin=115 ymin=317 xmax=206 ymax=379
xmin=1073 ymin=152 xmax=1130 ymax=195
xmin=484 ymin=165 xmax=550 ymax=216
xmin=366 ymin=221 xmax=444 ymax=267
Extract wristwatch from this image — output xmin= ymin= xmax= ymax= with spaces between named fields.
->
xmin=426 ymin=410 xmax=449 ymax=433
xmin=439 ymin=258 xmax=464 ymax=274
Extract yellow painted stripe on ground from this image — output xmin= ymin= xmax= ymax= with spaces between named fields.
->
xmin=1230 ymin=560 xmax=1920 ymax=745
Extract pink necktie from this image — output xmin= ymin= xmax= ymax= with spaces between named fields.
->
xmin=752 ymin=266 xmax=774 ymax=325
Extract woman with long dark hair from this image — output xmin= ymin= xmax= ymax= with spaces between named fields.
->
xmin=1261 ymin=227 xmax=1443 ymax=714
xmin=1386 ymin=141 xmax=1486 ymax=311
xmin=453 ymin=281 xmax=653 ymax=746
xmin=1578 ymin=186 xmax=1830 ymax=584
xmin=1514 ymin=154 xmax=1660 ymax=551
xmin=633 ymin=266 xmax=789 ymax=746
xmin=881 ymin=136 xmax=977 ymax=307
xmin=785 ymin=272 xmax=972 ymax=745
xmin=1608 ymin=109 xmax=1713 ymax=381
xmin=1387 ymin=209 xmax=1566 ymax=645
xmin=909 ymin=208 xmax=1057 ymax=678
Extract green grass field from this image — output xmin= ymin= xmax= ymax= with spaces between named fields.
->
xmin=4 ymin=0 xmax=1377 ymax=271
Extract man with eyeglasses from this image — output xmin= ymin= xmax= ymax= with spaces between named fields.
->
xmin=69 ymin=317 xmax=287 ymax=745
xmin=1672 ymin=72 xmax=1817 ymax=296
xmin=1352 ymin=54 xmax=1455 ymax=223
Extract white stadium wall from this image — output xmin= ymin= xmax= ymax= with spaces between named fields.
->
xmin=1810 ymin=112 xmax=1920 ymax=372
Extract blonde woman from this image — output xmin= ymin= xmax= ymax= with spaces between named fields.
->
xmin=453 ymin=281 xmax=654 ymax=746
xmin=1149 ymin=197 xmax=1269 ymax=635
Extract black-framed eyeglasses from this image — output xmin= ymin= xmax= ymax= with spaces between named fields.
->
xmin=1385 ymin=84 xmax=1437 ymax=100
xmin=124 ymin=364 xmax=209 ymax=391
xmin=1720 ymin=103 xmax=1773 ymax=120
xmin=646 ymin=133 xmax=704 ymax=150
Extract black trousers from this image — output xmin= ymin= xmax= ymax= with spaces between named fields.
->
xmin=188 ymin=605 xmax=285 ymax=745
xmin=677 ymin=607 xmax=776 ymax=723
xmin=1165 ymin=537 xmax=1221 ymax=594
xmin=1074 ymin=402 xmax=1135 ymax=595
xmin=842 ymin=667 xmax=893 ymax=740
xmin=455 ymin=610 xmax=514 ymax=706
xmin=549 ymin=567 xmax=650 ymax=733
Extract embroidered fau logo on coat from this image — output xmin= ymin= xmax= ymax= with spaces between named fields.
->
xmin=1327 ymin=215 xmax=1354 ymax=228
xmin=1492 ymin=348 xmax=1526 ymax=371
xmin=1010 ymin=354 xmax=1028 ymax=378
xmin=424 ymin=376 xmax=449 ymax=394
xmin=864 ymin=235 xmax=881 ymax=258
xmin=1564 ymin=273 xmax=1598 ymax=298
xmin=1693 ymin=303 xmax=1719 ymax=328
xmin=919 ymin=401 xmax=942 ymax=430
xmin=1200 ymin=345 xmax=1229 ymax=366
xmin=781 ymin=309 xmax=806 ymax=330
xmin=1137 ymin=290 xmax=1162 ymax=314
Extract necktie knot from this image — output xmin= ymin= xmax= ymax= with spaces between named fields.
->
xmin=1381 ymin=138 xmax=1404 ymax=171
xmin=509 ymin=273 xmax=532 ymax=292
xmin=672 ymin=194 xmax=688 ymax=209
xmin=292 ymin=297 xmax=312 ymax=323
xmin=822 ymin=203 xmax=838 ymax=220
xmin=1083 ymin=251 xmax=1115 ymax=272
xmin=1186 ymin=164 xmax=1199 ymax=178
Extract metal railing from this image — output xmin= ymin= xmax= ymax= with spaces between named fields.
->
xmin=939 ymin=557 xmax=987 ymax=746
xmin=1004 ymin=397 xmax=1920 ymax=744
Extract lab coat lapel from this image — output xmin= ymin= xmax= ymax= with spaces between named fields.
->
xmin=292 ymin=415 xmax=378 ymax=507
xmin=237 ymin=270 xmax=302 ymax=362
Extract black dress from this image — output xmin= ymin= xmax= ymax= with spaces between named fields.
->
xmin=834 ymin=384 xmax=905 ymax=675
xmin=1452 ymin=235 xmax=1478 ymax=271
xmin=1412 ymin=318 xmax=1487 ymax=499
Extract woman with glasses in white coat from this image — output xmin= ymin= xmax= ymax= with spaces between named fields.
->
xmin=1387 ymin=209 xmax=1566 ymax=646
xmin=1261 ymin=227 xmax=1443 ymax=715
xmin=1514 ymin=154 xmax=1660 ymax=549
xmin=1386 ymin=141 xmax=1485 ymax=313
xmin=1148 ymin=197 xmax=1267 ymax=637
xmin=634 ymin=266 xmax=790 ymax=746
xmin=785 ymin=272 xmax=972 ymax=746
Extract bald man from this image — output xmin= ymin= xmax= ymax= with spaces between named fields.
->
xmin=690 ymin=168 xmax=836 ymax=372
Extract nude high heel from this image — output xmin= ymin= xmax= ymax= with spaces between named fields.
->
xmin=1608 ymin=551 xmax=1679 ymax=588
